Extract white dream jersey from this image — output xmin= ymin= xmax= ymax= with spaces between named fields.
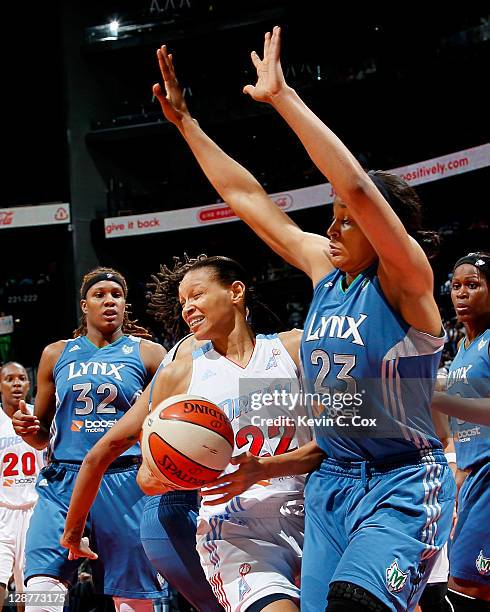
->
xmin=188 ymin=333 xmax=312 ymax=518
xmin=0 ymin=405 xmax=45 ymax=509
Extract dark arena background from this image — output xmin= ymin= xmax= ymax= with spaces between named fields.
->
xmin=1 ymin=2 xmax=487 ymax=368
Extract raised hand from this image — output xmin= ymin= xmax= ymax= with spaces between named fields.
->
xmin=12 ymin=400 xmax=40 ymax=437
xmin=243 ymin=26 xmax=287 ymax=103
xmin=153 ymin=45 xmax=191 ymax=126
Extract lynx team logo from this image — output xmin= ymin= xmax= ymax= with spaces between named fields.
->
xmin=476 ymin=550 xmax=490 ymax=576
xmin=386 ymin=560 xmax=408 ymax=592
xmin=122 ymin=344 xmax=134 ymax=355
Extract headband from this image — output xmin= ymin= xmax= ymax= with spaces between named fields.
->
xmin=81 ymin=272 xmax=127 ymax=299
xmin=453 ymin=253 xmax=490 ymax=276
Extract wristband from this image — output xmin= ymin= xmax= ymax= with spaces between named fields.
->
xmin=445 ymin=452 xmax=457 ymax=464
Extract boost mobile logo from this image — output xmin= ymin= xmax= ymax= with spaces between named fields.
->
xmin=71 ymin=419 xmax=117 ymax=432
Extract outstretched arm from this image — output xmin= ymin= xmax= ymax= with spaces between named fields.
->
xmin=61 ymin=384 xmax=152 ymax=558
xmin=153 ymin=45 xmax=333 ymax=284
xmin=201 ymin=441 xmax=325 ymax=505
xmin=432 ymin=392 xmax=490 ymax=427
xmin=244 ymin=27 xmax=436 ymax=303
xmin=12 ymin=342 xmax=62 ymax=449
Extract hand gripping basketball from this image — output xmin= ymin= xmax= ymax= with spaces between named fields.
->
xmin=141 ymin=394 xmax=234 ymax=490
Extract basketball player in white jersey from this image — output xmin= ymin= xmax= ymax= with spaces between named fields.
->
xmin=63 ymin=255 xmax=324 ymax=612
xmin=0 ymin=362 xmax=44 ymax=610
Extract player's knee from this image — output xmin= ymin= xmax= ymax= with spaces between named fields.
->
xmin=326 ymin=581 xmax=390 ymax=612
xmin=25 ymin=576 xmax=68 ymax=612
xmin=446 ymin=589 xmax=490 ymax=611
xmin=112 ymin=597 xmax=155 ymax=612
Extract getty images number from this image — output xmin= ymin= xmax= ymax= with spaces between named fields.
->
xmin=310 ymin=349 xmax=357 ymax=395
xmin=73 ymin=382 xmax=118 ymax=415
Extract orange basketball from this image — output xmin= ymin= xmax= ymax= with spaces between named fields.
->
xmin=141 ymin=394 xmax=234 ymax=490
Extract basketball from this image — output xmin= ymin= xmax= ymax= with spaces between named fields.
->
xmin=141 ymin=394 xmax=234 ymax=489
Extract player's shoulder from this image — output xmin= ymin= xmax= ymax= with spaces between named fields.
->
xmin=155 ymin=357 xmax=193 ymax=396
xmin=139 ymin=338 xmax=167 ymax=375
xmin=140 ymin=337 xmax=166 ymax=356
xmin=41 ymin=339 xmax=70 ymax=363
xmin=278 ymin=328 xmax=302 ymax=350
xmin=175 ymin=335 xmax=207 ymax=359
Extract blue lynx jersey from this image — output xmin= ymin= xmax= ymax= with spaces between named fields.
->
xmin=50 ymin=335 xmax=148 ymax=461
xmin=301 ymin=266 xmax=445 ymax=461
xmin=447 ymin=328 xmax=490 ymax=470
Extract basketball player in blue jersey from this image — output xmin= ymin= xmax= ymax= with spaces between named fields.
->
xmin=11 ymin=267 xmax=166 ymax=612
xmin=433 ymin=253 xmax=489 ymax=610
xmin=64 ymin=332 xmax=223 ymax=612
xmin=151 ymin=32 xmax=456 ymax=611
xmin=62 ymin=255 xmax=322 ymax=612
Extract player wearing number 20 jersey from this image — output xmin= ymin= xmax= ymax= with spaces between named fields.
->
xmin=0 ymin=403 xmax=44 ymax=595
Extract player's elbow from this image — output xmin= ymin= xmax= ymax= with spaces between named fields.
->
xmin=136 ymin=472 xmax=151 ymax=494
xmin=136 ymin=468 xmax=156 ymax=495
xmin=83 ymin=446 xmax=112 ymax=473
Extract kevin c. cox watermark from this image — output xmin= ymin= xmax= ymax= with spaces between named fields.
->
xmin=249 ymin=390 xmax=377 ymax=428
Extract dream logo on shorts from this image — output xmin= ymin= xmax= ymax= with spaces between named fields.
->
xmin=385 ymin=560 xmax=408 ymax=593
xmin=476 ymin=550 xmax=490 ymax=576
xmin=238 ymin=563 xmax=251 ymax=601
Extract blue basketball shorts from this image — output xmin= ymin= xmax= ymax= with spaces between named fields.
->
xmin=25 ymin=461 xmax=162 ymax=599
xmin=140 ymin=492 xmax=221 ymax=612
xmin=450 ymin=460 xmax=490 ymax=585
xmin=301 ymin=450 xmax=456 ymax=612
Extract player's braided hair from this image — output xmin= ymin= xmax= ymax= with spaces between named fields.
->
xmin=146 ymin=254 xmax=285 ymax=342
xmin=73 ymin=267 xmax=153 ymax=339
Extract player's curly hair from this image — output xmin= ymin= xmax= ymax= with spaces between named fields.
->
xmin=73 ymin=267 xmax=153 ymax=339
xmin=146 ymin=254 xmax=285 ymax=342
